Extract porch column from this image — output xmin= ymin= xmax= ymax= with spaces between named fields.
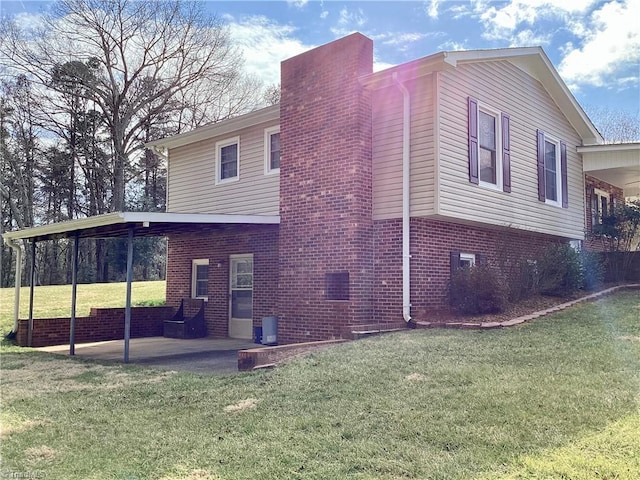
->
xmin=124 ymin=227 xmax=134 ymax=363
xmin=69 ymin=235 xmax=79 ymax=356
xmin=27 ymin=240 xmax=36 ymax=347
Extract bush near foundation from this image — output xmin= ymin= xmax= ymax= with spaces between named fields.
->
xmin=536 ymin=244 xmax=584 ymax=297
xmin=449 ymin=265 xmax=508 ymax=314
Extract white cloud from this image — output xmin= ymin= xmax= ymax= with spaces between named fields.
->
xmin=330 ymin=7 xmax=367 ymax=37
xmin=559 ymin=0 xmax=640 ymax=89
xmin=227 ymin=16 xmax=314 ymax=86
xmin=509 ymin=29 xmax=552 ymax=47
xmin=286 ymin=0 xmax=309 ymax=7
xmin=425 ymin=0 xmax=440 ymax=19
xmin=458 ymin=0 xmax=598 ymax=41
xmin=438 ymin=40 xmax=469 ymax=52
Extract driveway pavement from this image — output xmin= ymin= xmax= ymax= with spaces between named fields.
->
xmin=38 ymin=337 xmax=259 ymax=375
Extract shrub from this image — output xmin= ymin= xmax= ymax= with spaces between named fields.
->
xmin=507 ymin=258 xmax=539 ymax=302
xmin=580 ymin=250 xmax=605 ymax=291
xmin=449 ymin=264 xmax=508 ymax=315
xmin=536 ymin=244 xmax=584 ymax=297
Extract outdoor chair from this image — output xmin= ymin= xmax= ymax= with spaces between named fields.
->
xmin=163 ymin=298 xmax=207 ymax=339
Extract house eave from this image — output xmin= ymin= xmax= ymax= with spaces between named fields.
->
xmin=145 ymin=104 xmax=280 ymax=151
xmin=1 ymin=212 xmax=281 ymax=243
xmin=362 ymin=46 xmax=603 ymax=145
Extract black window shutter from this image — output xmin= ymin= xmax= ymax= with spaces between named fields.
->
xmin=468 ymin=97 xmax=479 ymax=184
xmin=502 ymin=114 xmax=511 ymax=193
xmin=476 ymin=253 xmax=486 ymax=266
xmin=560 ymin=141 xmax=568 ymax=208
xmin=450 ymin=251 xmax=461 ymax=274
xmin=537 ymin=129 xmax=546 ymax=202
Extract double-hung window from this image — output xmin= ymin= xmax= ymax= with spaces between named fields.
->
xmin=536 ymin=130 xmax=567 ymax=208
xmin=216 ymin=137 xmax=239 ymax=184
xmin=468 ymin=97 xmax=510 ymax=192
xmin=264 ymin=126 xmax=280 ymax=174
xmin=192 ymin=259 xmax=209 ymax=300
xmin=591 ymin=188 xmax=610 ymax=230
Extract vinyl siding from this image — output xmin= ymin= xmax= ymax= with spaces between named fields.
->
xmin=167 ymin=121 xmax=280 ymax=215
xmin=372 ymin=75 xmax=436 ymax=219
xmin=437 ymin=61 xmax=585 ymax=239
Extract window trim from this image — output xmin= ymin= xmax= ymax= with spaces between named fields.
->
xmin=537 ymin=130 xmax=568 ymax=208
xmin=542 ymin=134 xmax=562 ymax=207
xmin=459 ymin=253 xmax=476 ymax=268
xmin=191 ymin=259 xmax=209 ymax=301
xmin=591 ymin=188 xmax=610 ymax=228
xmin=450 ymin=251 xmax=480 ymax=274
xmin=264 ymin=125 xmax=280 ymax=175
xmin=477 ymin=105 xmax=503 ymax=190
xmin=215 ymin=136 xmax=240 ymax=185
xmin=468 ymin=97 xmax=510 ymax=192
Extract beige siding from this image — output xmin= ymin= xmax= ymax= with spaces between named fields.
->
xmin=372 ymin=75 xmax=436 ymax=219
xmin=167 ymin=121 xmax=280 ymax=215
xmin=437 ymin=61 xmax=585 ymax=239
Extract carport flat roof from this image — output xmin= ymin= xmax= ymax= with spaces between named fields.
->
xmin=2 ymin=212 xmax=280 ymax=242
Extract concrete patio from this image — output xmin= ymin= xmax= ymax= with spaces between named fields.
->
xmin=38 ymin=337 xmax=259 ymax=375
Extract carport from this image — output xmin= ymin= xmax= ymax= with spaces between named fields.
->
xmin=2 ymin=211 xmax=279 ymax=362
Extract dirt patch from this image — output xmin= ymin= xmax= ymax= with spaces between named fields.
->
xmin=619 ymin=336 xmax=640 ymax=343
xmin=224 ymin=398 xmax=258 ymax=413
xmin=25 ymin=445 xmax=57 ymax=462
xmin=405 ymin=373 xmax=426 ymax=382
xmin=160 ymin=468 xmax=220 ymax=480
xmin=0 ymin=417 xmax=50 ymax=439
xmin=1 ymin=356 xmax=174 ymax=404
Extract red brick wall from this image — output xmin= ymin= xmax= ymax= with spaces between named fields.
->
xmin=584 ymin=174 xmax=625 ymax=252
xmin=277 ymin=33 xmax=375 ymax=343
xmin=16 ymin=306 xmax=173 ymax=347
xmin=373 ymin=218 xmax=565 ymax=323
xmin=165 ymin=225 xmax=279 ymax=338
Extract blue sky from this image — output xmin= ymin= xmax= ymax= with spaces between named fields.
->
xmin=2 ymin=0 xmax=639 ymax=117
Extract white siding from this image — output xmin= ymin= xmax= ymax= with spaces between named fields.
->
xmin=167 ymin=121 xmax=280 ymax=215
xmin=437 ymin=61 xmax=585 ymax=239
xmin=372 ymin=75 xmax=436 ymax=219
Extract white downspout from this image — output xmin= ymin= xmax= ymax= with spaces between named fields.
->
xmin=6 ymin=238 xmax=23 ymax=334
xmin=393 ymin=73 xmax=412 ymax=323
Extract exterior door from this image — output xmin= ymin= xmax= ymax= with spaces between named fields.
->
xmin=229 ymin=254 xmax=253 ymax=339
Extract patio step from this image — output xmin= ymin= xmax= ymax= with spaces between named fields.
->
xmin=344 ymin=322 xmax=409 ymax=340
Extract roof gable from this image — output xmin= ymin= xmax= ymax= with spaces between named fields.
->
xmin=362 ymin=46 xmax=602 ymax=145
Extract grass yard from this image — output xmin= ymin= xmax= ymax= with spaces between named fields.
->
xmin=0 ymin=280 xmax=166 ymax=337
xmin=0 ymin=290 xmax=639 ymax=479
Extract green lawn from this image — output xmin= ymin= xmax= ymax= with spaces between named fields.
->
xmin=0 ymin=280 xmax=166 ymax=334
xmin=1 ymin=290 xmax=638 ymax=479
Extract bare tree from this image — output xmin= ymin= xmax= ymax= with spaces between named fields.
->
xmin=586 ymin=106 xmax=640 ymax=144
xmin=1 ymin=0 xmax=262 ymax=212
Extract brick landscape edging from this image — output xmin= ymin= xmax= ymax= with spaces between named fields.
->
xmin=415 ymin=284 xmax=640 ymax=330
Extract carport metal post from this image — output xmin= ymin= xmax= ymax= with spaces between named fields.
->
xmin=69 ymin=235 xmax=79 ymax=356
xmin=124 ymin=226 xmax=134 ymax=363
xmin=27 ymin=240 xmax=36 ymax=347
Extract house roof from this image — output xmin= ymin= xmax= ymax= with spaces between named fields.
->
xmin=360 ymin=46 xmax=603 ymax=145
xmin=146 ymin=44 xmax=602 ymax=153
xmin=146 ymin=104 xmax=280 ymax=153
xmin=1 ymin=212 xmax=280 ymax=243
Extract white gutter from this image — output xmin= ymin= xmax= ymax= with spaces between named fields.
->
xmin=393 ymin=73 xmax=412 ymax=323
xmin=5 ymin=238 xmax=22 ymax=334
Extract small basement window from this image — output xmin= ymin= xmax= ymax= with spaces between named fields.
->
xmin=450 ymin=251 xmax=478 ymax=273
xmin=459 ymin=253 xmax=476 ymax=268
xmin=326 ymin=272 xmax=349 ymax=300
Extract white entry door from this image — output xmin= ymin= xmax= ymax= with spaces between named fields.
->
xmin=229 ymin=254 xmax=253 ymax=339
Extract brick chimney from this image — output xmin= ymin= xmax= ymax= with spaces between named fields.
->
xmin=278 ymin=33 xmax=374 ymax=342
